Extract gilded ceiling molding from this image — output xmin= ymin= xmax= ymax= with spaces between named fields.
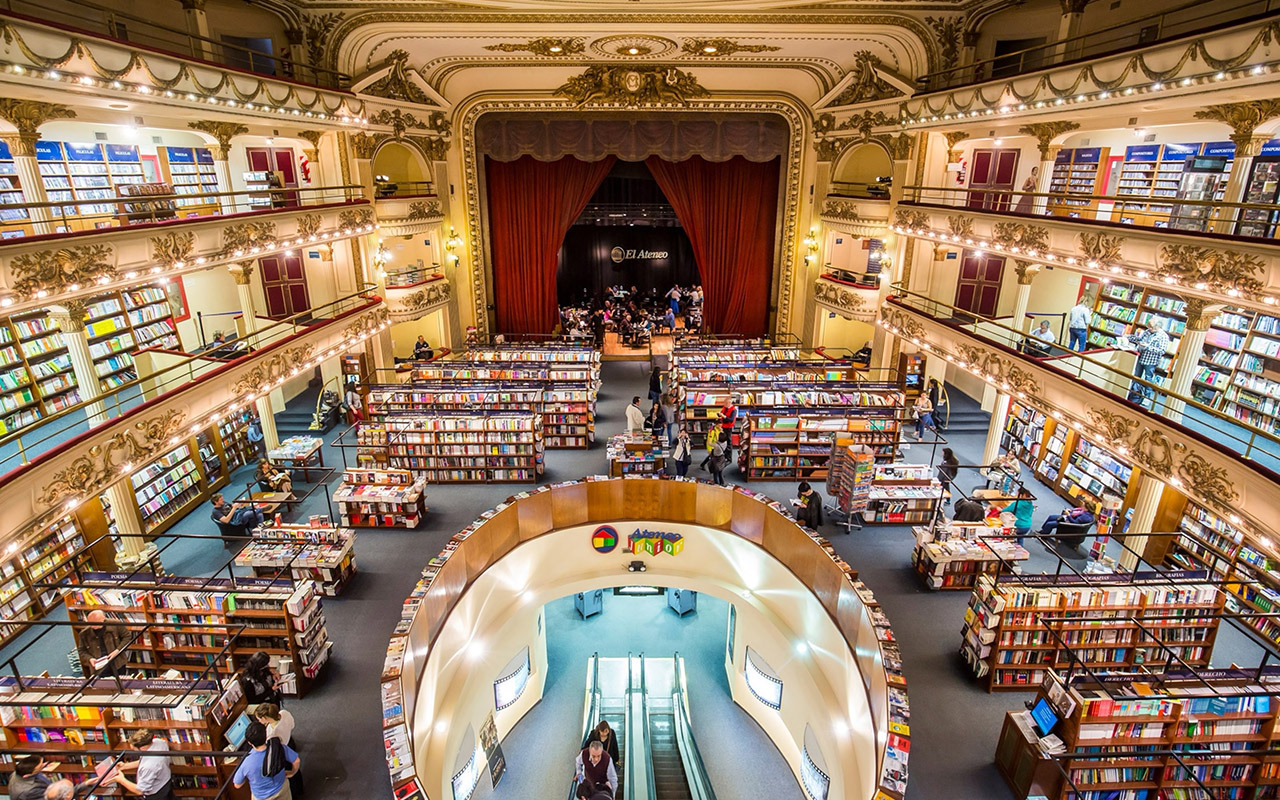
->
xmin=947 ymin=215 xmax=975 ymax=239
xmin=149 ymin=231 xmax=196 ymax=266
xmin=1084 ymin=407 xmax=1240 ymax=515
xmin=37 ymin=409 xmax=187 ymax=508
xmin=363 ymin=50 xmax=434 ymax=106
xmin=1157 ymin=243 xmax=1264 ymax=295
xmin=0 ymin=100 xmax=76 ymax=155
xmin=351 ymin=132 xmax=390 ymax=160
xmin=458 ymin=98 xmax=807 ymax=338
xmin=1078 ymin=231 xmax=1123 ymax=264
xmin=554 ymin=66 xmax=710 ymax=107
xmin=924 ymin=15 xmax=964 ymax=67
xmin=221 ymin=221 xmax=278 ymax=257
xmin=303 ymin=11 xmax=345 ymax=70
xmin=369 ymin=108 xmax=450 ymax=138
xmin=188 ymin=121 xmax=249 ymax=160
xmin=232 ymin=344 xmax=316 ymax=396
xmin=0 ymin=20 xmax=362 ymax=117
xmin=893 ymin=208 xmax=930 ymax=230
xmin=1194 ymin=100 xmax=1280 ymax=151
xmin=588 ymin=35 xmax=679 ymax=59
xmin=830 ymin=52 xmax=905 ymax=106
xmin=10 ymin=244 xmax=115 ymax=297
xmin=298 ymin=213 xmax=323 ymax=239
xmin=991 ymin=221 xmax=1050 ymax=253
xmin=404 ymin=135 xmax=448 ymax=162
xmin=484 ymin=38 xmax=585 ymax=57
xmin=813 ymin=279 xmax=876 ymax=321
xmin=408 ymin=200 xmax=443 ymax=220
xmin=681 ymin=38 xmax=781 ymax=58
xmin=1017 ymin=121 xmax=1081 ymax=159
xmin=953 ymin=343 xmax=1041 ymax=395
xmin=339 ymin=208 xmax=376 ymax=230
xmin=877 ymin=132 xmax=913 ymax=161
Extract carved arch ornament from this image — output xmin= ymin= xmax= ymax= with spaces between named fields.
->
xmin=459 ymin=99 xmax=807 ymax=338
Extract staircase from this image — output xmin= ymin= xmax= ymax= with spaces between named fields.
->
xmin=941 ymin=391 xmax=991 ymax=434
xmin=273 ymin=385 xmax=325 ymax=438
xmin=648 ymin=711 xmax=691 ymax=800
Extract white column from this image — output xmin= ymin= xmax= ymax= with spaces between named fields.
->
xmin=1164 ymin=300 xmax=1222 ymax=422
xmin=103 ymin=481 xmax=148 ymax=560
xmin=1118 ymin=474 xmax=1164 ymax=571
xmin=1053 ymin=0 xmax=1091 ymax=61
xmin=178 ymin=0 xmax=217 ymax=61
xmin=47 ymin=302 xmax=107 ymax=425
xmin=983 ymin=392 xmax=1011 ymax=466
xmin=1211 ymin=134 xmax=1269 ymax=235
xmin=1031 ymin=146 xmax=1060 ymax=216
xmin=1010 ymin=262 xmax=1038 ymax=338
xmin=212 ymin=147 xmax=236 ymax=215
xmin=229 ymin=263 xmax=279 ymax=449
xmin=2 ymin=135 xmax=55 ymax=235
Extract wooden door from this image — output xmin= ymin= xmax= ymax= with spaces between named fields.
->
xmin=967 ymin=149 xmax=1020 ymax=211
xmin=955 ymin=250 xmax=1004 ymax=317
xmin=259 ymin=255 xmax=310 ymax=319
xmin=245 ymin=147 xmax=300 ymax=206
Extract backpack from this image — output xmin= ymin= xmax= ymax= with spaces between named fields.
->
xmin=262 ymin=736 xmax=287 ymax=777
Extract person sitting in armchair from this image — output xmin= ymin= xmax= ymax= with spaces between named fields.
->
xmin=210 ymin=493 xmax=266 ymax=539
xmin=1039 ymin=505 xmax=1096 ymax=538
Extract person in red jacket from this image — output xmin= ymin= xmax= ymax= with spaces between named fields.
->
xmin=717 ymin=394 xmax=739 ymax=457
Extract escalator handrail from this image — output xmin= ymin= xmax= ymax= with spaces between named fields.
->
xmin=626 ymin=652 xmax=658 ymax=800
xmin=671 ymin=654 xmax=718 ymax=800
xmin=568 ymin=653 xmax=603 ymax=800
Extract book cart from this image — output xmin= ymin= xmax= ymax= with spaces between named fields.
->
xmin=339 ymin=410 xmax=545 ymax=483
xmin=332 ymin=469 xmax=427 ymax=529
xmin=378 ymin=476 xmax=911 ymax=800
xmin=911 ymin=521 xmax=1030 ymax=591
xmin=66 ymin=572 xmax=332 ymax=698
xmin=866 ymin=464 xmax=944 ymax=524
xmin=233 ymin=522 xmax=357 ymax=597
xmin=994 ymin=659 xmax=1280 ymax=800
xmin=0 ymin=674 xmax=249 ymax=800
xmin=960 ymin=562 xmax=1226 ymax=692
xmin=606 ymin=433 xmax=665 ymax=476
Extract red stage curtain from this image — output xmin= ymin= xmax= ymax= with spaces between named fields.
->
xmin=486 ymin=155 xmax=616 ymax=333
xmin=644 ymin=156 xmax=780 ymax=335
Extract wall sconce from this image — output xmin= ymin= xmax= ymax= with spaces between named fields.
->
xmin=446 ymin=252 xmax=459 ymax=264
xmin=445 ymin=227 xmax=463 ymax=251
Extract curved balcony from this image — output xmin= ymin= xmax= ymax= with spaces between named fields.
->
xmin=813 ymin=273 xmax=881 ymax=322
xmin=818 ymin=197 xmax=890 ymax=238
xmin=373 ymin=195 xmax=443 ymax=239
xmin=878 ymin=285 xmax=1280 ymax=540
xmin=383 ymin=268 xmax=451 ymax=322
xmin=0 ymin=289 xmax=388 ymax=539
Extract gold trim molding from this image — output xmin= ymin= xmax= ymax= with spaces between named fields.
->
xmin=149 ymin=232 xmax=196 ymax=266
xmin=11 ymin=244 xmax=115 ymax=297
xmin=232 ymin=344 xmax=316 ymax=396
xmin=554 ymin=66 xmax=710 ymax=107
xmin=484 ymin=38 xmax=585 ymax=57
xmin=38 ymin=409 xmax=187 ymax=508
xmin=1158 ymin=243 xmax=1264 ymax=294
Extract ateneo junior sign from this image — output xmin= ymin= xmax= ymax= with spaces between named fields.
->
xmin=610 ymin=246 xmax=669 ymax=263
xmin=591 ymin=525 xmax=685 ymax=555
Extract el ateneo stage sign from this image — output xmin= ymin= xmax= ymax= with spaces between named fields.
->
xmin=611 ymin=246 xmax=669 ymax=263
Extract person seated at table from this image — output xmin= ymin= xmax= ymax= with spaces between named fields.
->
xmin=1039 ymin=506 xmax=1096 ymax=537
xmin=210 ymin=493 xmax=265 ymax=537
xmin=412 ymin=336 xmax=434 ymax=360
xmin=952 ymin=497 xmax=986 ymax=522
xmin=1025 ymin=320 xmax=1056 ymax=355
xmin=255 ymin=458 xmax=293 ymax=496
xmin=852 ymin=341 xmax=872 ymax=365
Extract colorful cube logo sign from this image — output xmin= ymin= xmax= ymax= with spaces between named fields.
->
xmin=591 ymin=525 xmax=619 ymax=554
xmin=628 ymin=528 xmax=684 ymax=556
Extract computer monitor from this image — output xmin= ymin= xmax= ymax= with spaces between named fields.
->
xmin=1030 ymin=697 xmax=1060 ymax=737
xmin=224 ymin=712 xmax=251 ymax=748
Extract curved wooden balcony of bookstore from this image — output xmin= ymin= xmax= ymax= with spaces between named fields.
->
xmin=893 ymin=189 xmax=1280 ymax=312
xmin=813 ymin=273 xmax=882 ymax=322
xmin=0 ymin=289 xmax=390 ymax=541
xmin=385 ymin=478 xmax=905 ymax=800
xmin=879 ymin=285 xmax=1280 ymax=541
xmin=0 ymin=188 xmax=373 ymax=319
xmin=383 ymin=266 xmax=452 ymax=323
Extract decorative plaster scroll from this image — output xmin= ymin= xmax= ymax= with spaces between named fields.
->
xmin=681 ymin=38 xmax=780 ymax=57
xmin=953 ymin=343 xmax=1041 ymax=396
xmin=0 ymin=100 xmax=75 ymax=155
xmin=149 ymin=232 xmax=196 ymax=266
xmin=991 ymin=221 xmax=1050 ymax=252
xmin=339 ymin=208 xmax=375 ymax=230
xmin=404 ymin=135 xmax=448 ymax=162
xmin=831 ymin=52 xmax=905 ymax=106
xmin=813 ymin=279 xmax=875 ymax=321
xmin=1158 ymin=244 xmax=1264 ymax=294
xmin=1078 ymin=231 xmax=1123 ymax=264
xmin=407 ymin=200 xmax=442 ymax=220
xmin=879 ymin=307 xmax=926 ymax=340
xmin=187 ymin=121 xmax=248 ymax=159
xmin=403 ymin=282 xmax=451 ymax=313
xmin=821 ymin=200 xmax=861 ymax=221
xmin=369 ymin=108 xmax=450 ymax=138
xmin=343 ymin=307 xmax=391 ymax=340
xmin=1181 ymin=297 xmax=1225 ymax=332
xmin=351 ymin=132 xmax=389 ymax=160
xmin=303 ymin=12 xmax=344 ymax=70
xmin=231 ymin=344 xmax=316 ymax=396
xmin=947 ymin=215 xmax=975 ymax=239
xmin=925 ymin=15 xmax=964 ymax=66
xmin=1194 ymin=100 xmax=1280 ymax=150
xmin=297 ymin=213 xmax=322 ymax=239
xmin=220 ymin=221 xmax=278 ymax=256
xmin=10 ymin=244 xmax=115 ymax=296
xmin=1017 ymin=121 xmax=1081 ymax=159
xmin=1012 ymin=260 xmax=1040 ymax=285
xmin=38 ymin=409 xmax=187 ymax=507
xmin=893 ymin=209 xmax=930 ymax=230
xmin=363 ymin=49 xmax=433 ymax=105
xmin=484 ymin=38 xmax=585 ymax=56
xmin=554 ymin=66 xmax=709 ymax=107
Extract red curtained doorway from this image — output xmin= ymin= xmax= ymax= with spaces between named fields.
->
xmin=486 ymin=154 xmax=781 ymax=336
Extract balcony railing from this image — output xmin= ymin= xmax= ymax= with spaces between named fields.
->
xmin=828 ymin=181 xmax=890 ymax=201
xmin=374 ymin=181 xmax=435 ymax=199
xmin=917 ymin=0 xmax=1280 ymax=93
xmin=0 ymin=0 xmax=350 ymax=89
xmin=0 ymin=184 xmax=365 ymax=243
xmin=884 ymin=283 xmax=1280 ymax=476
xmin=902 ymin=185 xmax=1280 ymax=242
xmin=0 ymin=287 xmax=378 ymax=477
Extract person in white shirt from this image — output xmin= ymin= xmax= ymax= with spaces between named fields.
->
xmin=109 ymin=730 xmax=173 ymax=800
xmin=625 ymin=396 xmax=645 ymax=433
xmin=1068 ymin=298 xmax=1092 ymax=352
xmin=255 ymin=704 xmax=303 ymax=797
xmin=1027 ymin=320 xmax=1056 ymax=355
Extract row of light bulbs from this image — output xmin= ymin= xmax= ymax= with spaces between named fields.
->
xmin=58 ymin=317 xmax=393 ymax=520
xmin=873 ymin=315 xmax=1260 ymax=539
xmin=0 ymin=223 xmax=376 ymax=309
xmin=1 ymin=62 xmax=367 ymax=124
xmin=898 ymin=64 xmax=1275 ymax=127
xmin=889 ymin=222 xmax=1280 ymax=308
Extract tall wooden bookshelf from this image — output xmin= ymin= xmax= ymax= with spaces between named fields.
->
xmin=0 ymin=675 xmax=247 ymax=799
xmin=68 ymin=575 xmax=332 ymax=697
xmin=960 ymin=573 xmax=1224 ymax=692
xmin=371 ymin=412 xmax=544 ymax=483
xmin=156 ymin=146 xmax=220 ymax=215
xmin=1047 ymin=147 xmax=1110 ymax=219
xmin=680 ymin=381 xmax=902 ymax=446
xmin=744 ymin=411 xmax=901 ymax=481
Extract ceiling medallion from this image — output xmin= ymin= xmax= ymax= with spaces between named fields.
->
xmin=589 ymin=35 xmax=679 ymax=60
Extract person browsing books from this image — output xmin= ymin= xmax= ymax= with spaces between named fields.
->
xmin=256 ymin=704 xmax=303 ymax=798
xmin=232 ymin=721 xmax=300 ymax=800
xmin=239 ymin=651 xmax=284 ymax=706
xmin=795 ymin=482 xmax=824 ymax=529
xmin=108 ymin=729 xmax=173 ymax=800
xmin=77 ymin=610 xmax=127 ymax=679
xmin=9 ymin=757 xmax=59 ymax=800
xmin=999 ymin=488 xmax=1036 ymax=546
xmin=625 ymin=396 xmax=645 ymax=433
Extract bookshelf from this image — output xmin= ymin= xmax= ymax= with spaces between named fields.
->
xmin=680 ymin=380 xmax=902 ymax=446
xmin=0 ymin=140 xmax=30 ymax=237
xmin=411 ymin=361 xmax=596 ymax=449
xmin=217 ymin=411 xmax=258 ymax=471
xmin=672 ymin=361 xmax=856 ymax=386
xmin=606 ymin=433 xmax=665 ymax=476
xmin=69 ymin=574 xmax=332 ymax=697
xmin=371 ymin=412 xmax=544 ymax=483
xmin=1047 ymin=147 xmax=1110 ymax=218
xmin=911 ymin=522 xmax=1028 ymax=590
xmin=0 ymin=675 xmax=248 ymax=798
xmin=866 ymin=464 xmax=942 ymax=524
xmin=960 ymin=573 xmax=1224 ymax=691
xmin=744 ymin=411 xmax=901 ymax=481
xmin=157 ymin=146 xmax=220 ymax=213
xmin=333 ymin=469 xmax=427 ymax=528
xmin=234 ymin=523 xmax=357 ymax=597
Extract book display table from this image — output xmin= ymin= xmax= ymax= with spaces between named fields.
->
xmin=911 ymin=523 xmax=1029 ymax=590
